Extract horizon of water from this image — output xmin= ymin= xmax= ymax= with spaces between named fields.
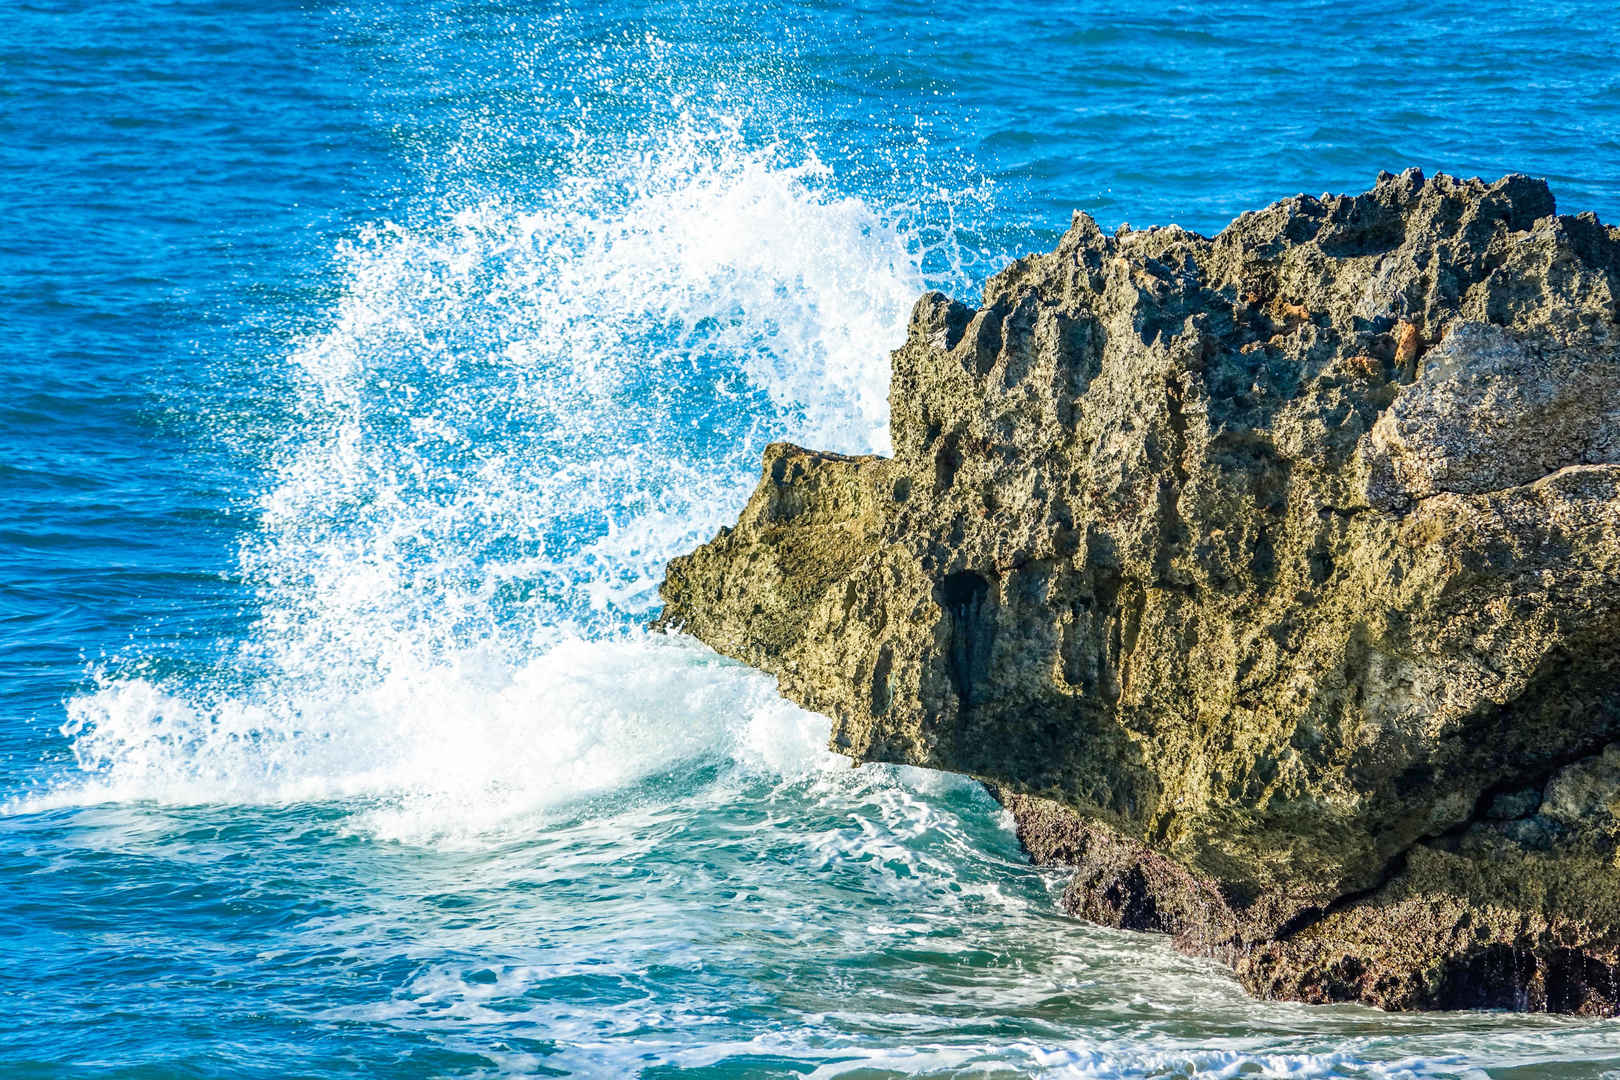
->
xmin=4 ymin=1 xmax=1620 ymax=1076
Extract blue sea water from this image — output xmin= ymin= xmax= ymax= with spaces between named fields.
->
xmin=3 ymin=0 xmax=1620 ymax=1075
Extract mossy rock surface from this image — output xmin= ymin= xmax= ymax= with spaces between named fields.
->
xmin=657 ymin=171 xmax=1620 ymax=1014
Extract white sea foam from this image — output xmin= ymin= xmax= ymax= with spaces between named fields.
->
xmin=31 ymin=118 xmax=935 ymax=831
xmin=40 ymin=635 xmax=840 ymax=837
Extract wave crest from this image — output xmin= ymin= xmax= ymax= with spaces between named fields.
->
xmin=39 ymin=118 xmax=941 ymax=830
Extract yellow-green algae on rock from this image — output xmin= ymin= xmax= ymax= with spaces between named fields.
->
xmin=657 ymin=170 xmax=1620 ymax=1014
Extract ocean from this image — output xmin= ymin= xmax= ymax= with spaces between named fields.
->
xmin=3 ymin=0 xmax=1619 ymax=1075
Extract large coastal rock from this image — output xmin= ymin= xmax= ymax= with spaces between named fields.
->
xmin=658 ymin=171 xmax=1620 ymax=1014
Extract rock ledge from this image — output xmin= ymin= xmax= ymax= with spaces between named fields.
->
xmin=658 ymin=171 xmax=1620 ymax=1014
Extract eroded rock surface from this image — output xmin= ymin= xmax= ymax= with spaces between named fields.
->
xmin=657 ymin=171 xmax=1620 ymax=1013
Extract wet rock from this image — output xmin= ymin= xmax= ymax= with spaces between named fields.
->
xmin=656 ymin=172 xmax=1620 ymax=1014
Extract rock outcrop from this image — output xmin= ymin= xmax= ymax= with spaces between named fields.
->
xmin=657 ymin=171 xmax=1620 ymax=1014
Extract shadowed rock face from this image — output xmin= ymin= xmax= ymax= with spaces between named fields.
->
xmin=656 ymin=170 xmax=1620 ymax=1014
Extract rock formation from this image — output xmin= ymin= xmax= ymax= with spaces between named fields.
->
xmin=657 ymin=170 xmax=1620 ymax=1014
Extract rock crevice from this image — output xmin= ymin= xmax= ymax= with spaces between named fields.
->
xmin=657 ymin=171 xmax=1620 ymax=1014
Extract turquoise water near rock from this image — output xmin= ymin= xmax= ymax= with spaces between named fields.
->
xmin=4 ymin=1 xmax=1620 ymax=1075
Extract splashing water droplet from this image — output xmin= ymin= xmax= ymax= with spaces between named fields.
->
xmin=38 ymin=118 xmax=962 ymax=838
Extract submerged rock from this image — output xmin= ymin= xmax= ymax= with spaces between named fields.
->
xmin=657 ymin=171 xmax=1620 ymax=1014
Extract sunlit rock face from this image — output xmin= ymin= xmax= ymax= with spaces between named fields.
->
xmin=658 ymin=171 xmax=1620 ymax=1014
